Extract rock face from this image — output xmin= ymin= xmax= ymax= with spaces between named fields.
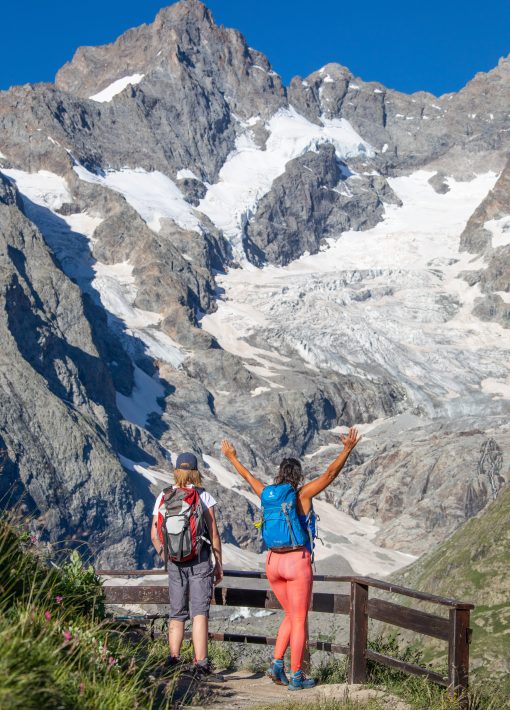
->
xmin=56 ymin=1 xmax=286 ymax=121
xmin=460 ymin=157 xmax=510 ymax=253
xmin=0 ymin=1 xmax=285 ymax=183
xmin=0 ymin=174 xmax=151 ymax=566
xmin=459 ymin=157 xmax=510 ymax=328
xmin=472 ymin=293 xmax=510 ymax=328
xmin=244 ymin=144 xmax=401 ymax=266
xmin=322 ymin=421 xmax=509 ymax=554
xmin=0 ymin=0 xmax=509 ymax=572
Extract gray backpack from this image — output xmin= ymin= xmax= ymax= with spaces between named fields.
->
xmin=157 ymin=486 xmax=206 ymax=567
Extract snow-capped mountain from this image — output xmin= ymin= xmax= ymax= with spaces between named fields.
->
xmin=0 ymin=0 xmax=508 ymax=570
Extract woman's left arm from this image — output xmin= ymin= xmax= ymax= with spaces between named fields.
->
xmin=299 ymin=427 xmax=361 ymax=502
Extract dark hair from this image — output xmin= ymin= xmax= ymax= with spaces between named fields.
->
xmin=275 ymin=458 xmax=303 ymax=490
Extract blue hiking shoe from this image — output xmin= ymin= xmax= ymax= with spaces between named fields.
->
xmin=266 ymin=659 xmax=289 ymax=686
xmin=288 ymin=669 xmax=316 ymax=690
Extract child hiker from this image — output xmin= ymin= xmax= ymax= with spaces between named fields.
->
xmin=151 ymin=452 xmax=224 ymax=679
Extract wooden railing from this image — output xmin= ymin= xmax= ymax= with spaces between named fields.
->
xmin=98 ymin=569 xmax=474 ymax=708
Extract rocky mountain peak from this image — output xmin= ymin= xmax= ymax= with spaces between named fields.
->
xmin=55 ymin=0 xmax=286 ymax=122
xmin=154 ymin=0 xmax=213 ymax=29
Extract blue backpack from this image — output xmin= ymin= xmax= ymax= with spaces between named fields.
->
xmin=260 ymin=483 xmax=308 ymax=550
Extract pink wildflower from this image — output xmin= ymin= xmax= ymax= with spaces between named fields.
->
xmin=79 ymin=683 xmax=85 ymax=695
xmin=30 ymin=535 xmax=37 ymax=544
xmin=108 ymin=656 xmax=117 ymax=667
xmin=55 ymin=595 xmax=63 ymax=604
xmin=44 ymin=611 xmax=52 ymax=622
xmin=63 ymin=630 xmax=72 ymax=641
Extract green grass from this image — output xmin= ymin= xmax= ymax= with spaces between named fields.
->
xmin=0 ymin=511 xmax=181 ymax=709
xmin=314 ymin=634 xmax=510 ymax=710
xmin=393 ymin=481 xmax=510 ymax=694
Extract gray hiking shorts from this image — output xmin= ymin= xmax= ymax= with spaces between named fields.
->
xmin=167 ymin=547 xmax=214 ymax=621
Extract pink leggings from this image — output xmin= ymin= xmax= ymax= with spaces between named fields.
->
xmin=265 ymin=548 xmax=312 ymax=672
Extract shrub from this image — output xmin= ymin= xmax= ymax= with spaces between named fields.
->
xmin=54 ymin=549 xmax=105 ymax=619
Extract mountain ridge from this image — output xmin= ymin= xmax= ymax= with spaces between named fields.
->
xmin=0 ymin=0 xmax=508 ymax=576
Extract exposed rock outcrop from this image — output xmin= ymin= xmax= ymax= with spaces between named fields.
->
xmin=244 ymin=144 xmax=401 ymax=266
xmin=460 ymin=157 xmax=510 ymax=253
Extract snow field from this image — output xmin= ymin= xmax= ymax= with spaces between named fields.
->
xmin=201 ymin=300 xmax=290 ymax=387
xmin=481 ymin=377 xmax=510 ymax=399
xmin=311 ymin=498 xmax=416 ymax=575
xmin=176 ymin=168 xmax=200 ymax=181
xmin=67 ymin=106 xmax=373 ymax=265
xmin=89 ymin=73 xmax=145 ymax=102
xmin=116 ymin=365 xmax=165 ymax=428
xmin=118 ymin=455 xmax=173 ymax=487
xmin=203 ymin=170 xmax=510 ymax=410
xmin=485 ymin=216 xmax=510 ymax=248
xmin=73 ymin=165 xmax=200 ymax=232
xmin=198 ymin=107 xmax=374 ymax=257
xmin=3 ymin=169 xmax=71 ymax=208
xmin=222 ymin=543 xmax=265 ymax=570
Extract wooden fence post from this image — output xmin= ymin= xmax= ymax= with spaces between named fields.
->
xmin=448 ymin=608 xmax=470 ymax=709
xmin=348 ymin=581 xmax=369 ymax=684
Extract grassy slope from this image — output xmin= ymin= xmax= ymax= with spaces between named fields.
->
xmin=395 ymin=482 xmax=510 ymax=683
xmin=0 ymin=513 xmax=180 ymax=710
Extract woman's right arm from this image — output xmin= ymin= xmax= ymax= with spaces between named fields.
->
xmin=299 ymin=427 xmax=361 ymax=502
xmin=221 ymin=440 xmax=265 ymax=497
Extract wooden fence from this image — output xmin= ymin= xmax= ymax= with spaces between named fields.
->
xmin=98 ymin=569 xmax=473 ymax=708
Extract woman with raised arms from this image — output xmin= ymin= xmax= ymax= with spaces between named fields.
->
xmin=221 ymin=427 xmax=360 ymax=691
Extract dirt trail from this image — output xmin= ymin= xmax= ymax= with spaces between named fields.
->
xmin=190 ymin=670 xmax=410 ymax=709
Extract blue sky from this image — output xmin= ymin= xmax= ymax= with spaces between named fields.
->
xmin=1 ymin=0 xmax=509 ymax=95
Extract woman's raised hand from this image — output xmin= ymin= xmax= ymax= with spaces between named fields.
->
xmin=340 ymin=427 xmax=361 ymax=452
xmin=221 ymin=439 xmax=237 ymax=459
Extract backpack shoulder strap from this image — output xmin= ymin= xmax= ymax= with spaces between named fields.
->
xmin=194 ymin=489 xmax=211 ymax=545
xmin=160 ymin=487 xmax=173 ymax=571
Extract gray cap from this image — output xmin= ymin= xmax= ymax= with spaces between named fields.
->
xmin=175 ymin=452 xmax=198 ymax=470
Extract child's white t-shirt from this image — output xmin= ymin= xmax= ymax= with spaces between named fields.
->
xmin=152 ymin=485 xmax=216 ymax=515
